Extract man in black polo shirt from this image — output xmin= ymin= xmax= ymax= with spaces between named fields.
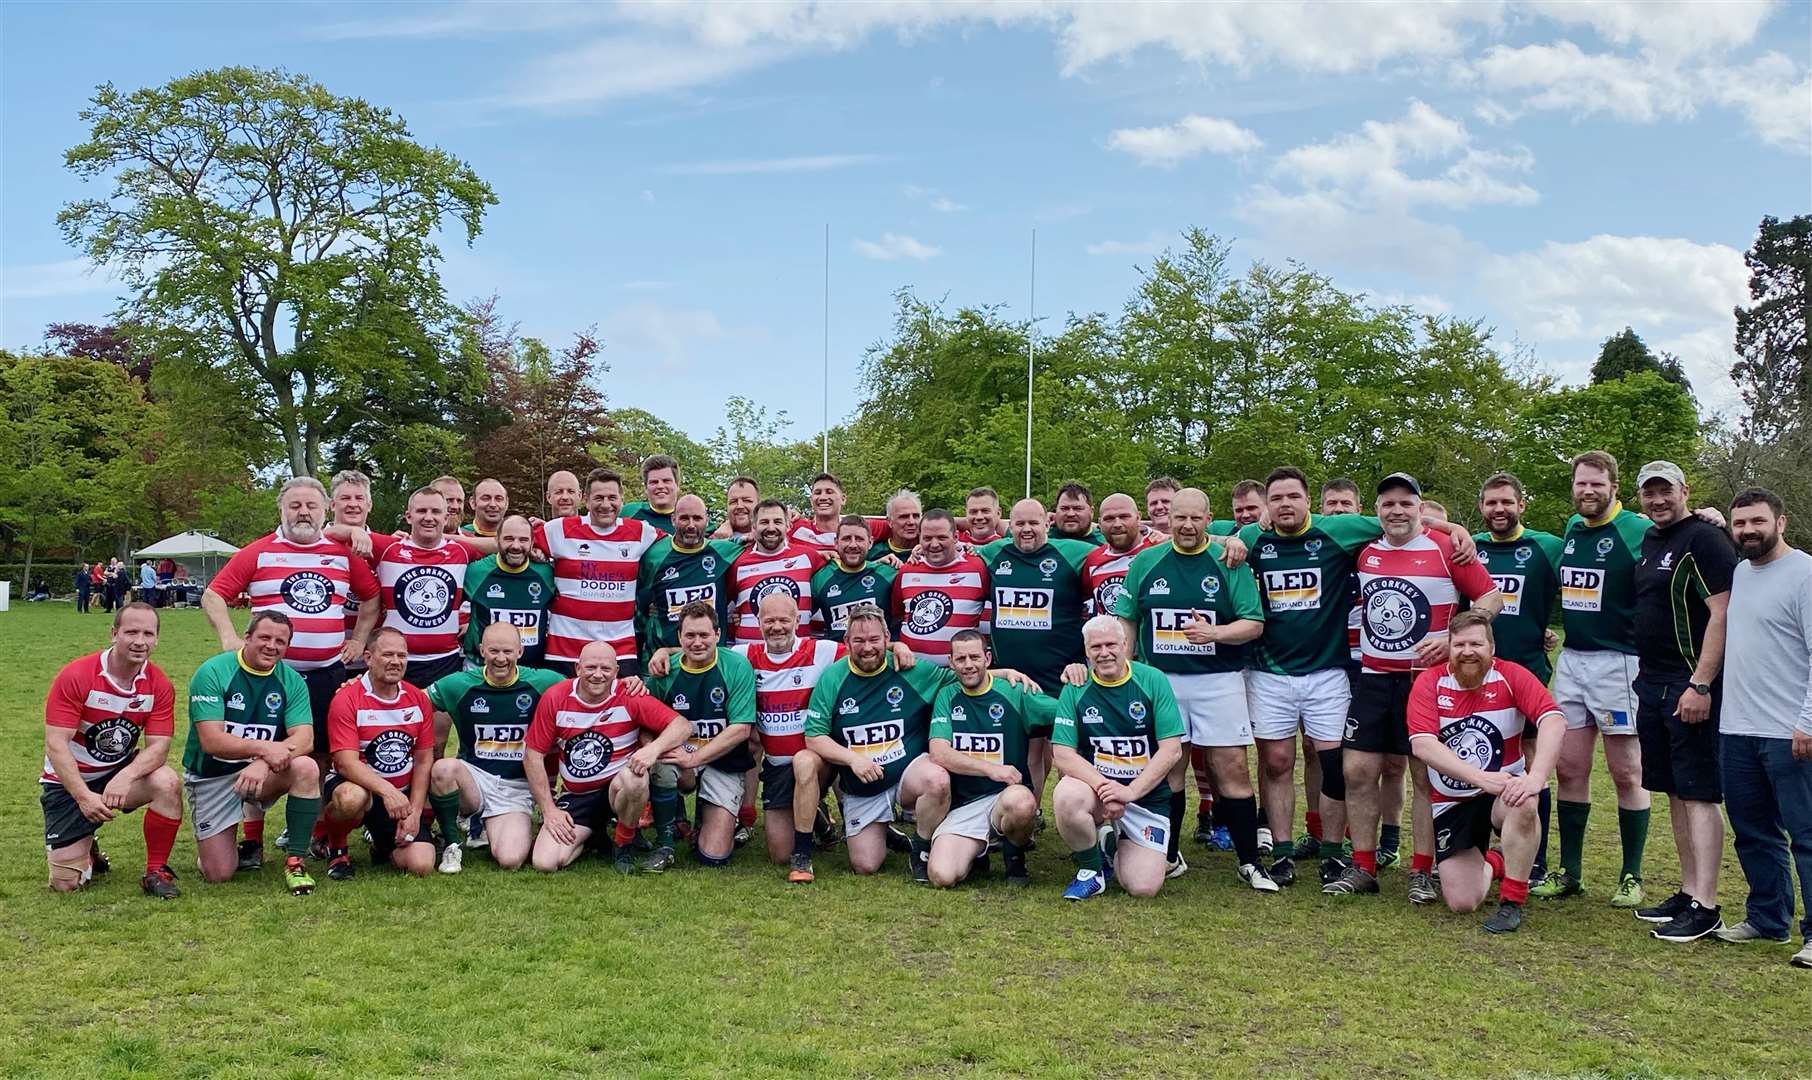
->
xmin=1629 ymin=461 xmax=1738 ymax=943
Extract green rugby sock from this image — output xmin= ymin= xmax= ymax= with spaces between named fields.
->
xmin=283 ymin=796 xmax=321 ymax=858
xmin=651 ymin=784 xmax=679 ymax=847
xmin=1558 ymin=799 xmax=1591 ymax=881
xmin=429 ymin=790 xmax=464 ymax=848
xmin=1618 ymin=806 xmax=1650 ymax=880
xmin=1071 ymin=846 xmax=1103 ymax=873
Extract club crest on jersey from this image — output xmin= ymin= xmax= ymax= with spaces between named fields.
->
xmin=1437 ymin=715 xmax=1505 ymax=794
xmin=792 ymin=673 xmax=803 ymax=686
xmin=619 ymin=546 xmax=631 ymax=558
xmin=885 ymin=686 xmax=905 ymax=708
xmin=1039 ymin=557 xmax=1058 ymax=576
xmin=281 ymin=570 xmax=334 ymax=615
xmin=486 ymin=583 xmax=507 ymax=598
xmin=1128 ymin=701 xmax=1147 ymax=722
xmin=987 ymin=702 xmax=1005 ymax=722
xmin=263 ymin=692 xmax=283 ymax=713
xmin=702 ymin=555 xmax=716 ymax=574
xmin=565 ymin=731 xmax=613 ymax=779
xmin=1201 ymin=576 xmax=1221 ymax=599
xmin=516 ymin=692 xmax=534 ymax=712
xmin=907 ymin=592 xmax=954 ymax=634
xmin=672 ymin=693 xmax=690 ymax=711
xmin=1514 ymin=545 xmax=1533 ymax=564
xmin=86 ymin=717 xmax=138 ymax=763
xmin=395 ymin=565 xmax=457 ymax=628
xmin=860 ymin=574 xmax=876 ymax=589
xmin=528 ymin=582 xmax=542 ymax=599
xmin=1596 ymin=536 xmax=1615 ymax=556
xmin=754 ymin=575 xmax=802 ymax=604
xmin=471 ymin=697 xmax=491 ymax=713
xmin=1304 ymin=540 xmax=1322 ymax=556
xmin=1361 ymin=577 xmax=1433 ymax=648
xmin=1149 ymin=578 xmax=1170 ymax=596
xmin=709 ymin=686 xmax=725 ymax=706
xmin=227 ymin=691 xmax=246 ymax=711
xmin=366 ymin=729 xmax=415 ymax=775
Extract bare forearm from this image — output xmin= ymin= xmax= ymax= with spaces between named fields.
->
xmin=1526 ymin=716 xmax=1566 ymax=785
xmin=806 ymin=735 xmax=864 ymax=771
xmin=201 ymin=591 xmax=238 ymax=644
xmin=688 ymin=728 xmax=749 ymax=767
xmin=1690 ymin=606 xmax=1728 ymax=685
xmin=930 ymin=741 xmax=991 ymax=777
xmin=1124 ymin=743 xmax=1180 ymax=802
xmin=524 ymin=756 xmax=557 ymax=810
xmin=1411 ymin=737 xmax=1489 ymax=791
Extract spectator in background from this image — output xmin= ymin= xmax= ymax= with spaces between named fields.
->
xmin=75 ymin=564 xmax=92 ymax=613
xmin=138 ymin=561 xmax=158 ymax=607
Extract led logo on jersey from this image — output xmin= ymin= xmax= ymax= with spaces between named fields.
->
xmin=1560 ymin=567 xmax=1604 ymax=612
xmin=1262 ymin=568 xmax=1322 ymax=611
xmin=953 ymin=731 xmax=1004 ymax=763
xmin=1152 ymin=608 xmax=1215 ymax=655
xmin=1492 ymin=574 xmax=1525 ymax=617
xmin=995 ymin=587 xmax=1054 ymax=630
xmin=850 ymin=719 xmax=906 ymax=764
xmin=282 ymin=570 xmax=334 ymax=615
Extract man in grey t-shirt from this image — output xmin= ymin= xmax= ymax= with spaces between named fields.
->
xmin=1715 ymin=487 xmax=1812 ymax=969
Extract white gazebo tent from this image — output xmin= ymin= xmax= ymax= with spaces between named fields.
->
xmin=132 ymin=531 xmax=241 ymax=589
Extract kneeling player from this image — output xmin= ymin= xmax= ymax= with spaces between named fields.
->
xmin=1051 ymin=616 xmax=1185 ymax=900
xmin=184 ymin=612 xmax=321 ymax=894
xmin=926 ymin=630 xmax=1054 ymax=886
xmin=41 ymin=603 xmax=184 ymax=898
xmin=427 ymin=622 xmax=563 ymax=872
xmin=320 ymin=629 xmax=437 ymax=878
xmin=524 ymin=642 xmax=690 ymax=874
xmin=1408 ymin=612 xmax=1564 ymax=933
xmin=648 ymin=602 xmax=758 ymax=868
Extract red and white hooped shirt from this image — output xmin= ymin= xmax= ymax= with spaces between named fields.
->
xmin=728 ymin=541 xmax=826 ymax=643
xmin=377 ymin=535 xmax=480 ymax=662
xmin=1357 ymin=529 xmax=1497 ymax=674
xmin=208 ymin=531 xmax=380 ymax=670
xmin=893 ymin=554 xmax=989 ymax=666
xmin=1407 ymin=659 xmax=1562 ymax=811
xmin=42 ymin=650 xmax=176 ymax=785
xmin=533 ymin=516 xmax=664 ymax=663
xmin=734 ymin=638 xmax=844 ymax=763
xmin=326 ymin=674 xmax=433 ymax=790
xmin=524 ymin=680 xmax=680 ymax=794
xmin=1081 ymin=534 xmax=1165 ymax=616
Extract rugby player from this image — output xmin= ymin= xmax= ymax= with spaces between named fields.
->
xmin=927 ymin=630 xmax=1055 ymax=886
xmin=183 ymin=612 xmax=319 ymax=894
xmin=1115 ymin=488 xmax=1275 ymax=889
xmin=463 ymin=515 xmax=554 ymax=670
xmin=1145 ymin=477 xmax=1179 ymax=534
xmin=545 ymin=470 xmax=582 ymax=519
xmin=645 ymin=602 xmax=759 ymax=867
xmin=637 ymin=494 xmax=743 ymax=653
xmin=42 ymin=603 xmax=183 ymax=898
xmin=427 ymin=622 xmax=563 ymax=872
xmin=378 ymin=486 xmax=480 ymax=688
xmin=1408 ymin=611 xmax=1564 ymax=933
xmin=894 ymin=509 xmax=989 ymax=666
xmin=1628 ymin=462 xmax=1737 ymax=942
xmin=723 ymin=476 xmax=760 ymax=540
xmin=431 ymin=475 xmax=468 ymax=536
xmin=1054 ymin=482 xmax=1107 ymax=545
xmin=623 ymin=454 xmax=682 ymax=533
xmin=1535 ymin=451 xmax=1656 ymax=904
xmin=1081 ymin=493 xmax=1164 ymax=617
xmin=1051 ymin=616 xmax=1186 ymax=900
xmin=533 ymin=467 xmax=666 ymax=677
xmin=524 ymin=641 xmax=690 ymax=874
xmin=465 ymin=478 xmax=509 ymax=538
xmin=1329 ymin=473 xmax=1500 ymax=901
xmin=810 ymin=515 xmax=898 ymax=639
xmin=869 ymin=490 xmax=923 ymax=562
xmin=320 ymin=628 xmax=437 ymax=879
xmin=1230 ymin=480 xmax=1268 ymax=529
xmin=961 ymin=487 xmax=1006 ymax=545
xmin=729 ymin=498 xmax=826 ymax=643
xmin=788 ymin=473 xmax=851 ymax=550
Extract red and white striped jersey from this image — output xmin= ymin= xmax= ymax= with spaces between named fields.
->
xmin=524 ymin=680 xmax=680 ymax=794
xmin=728 ymin=542 xmax=826 ymax=643
xmin=1081 ymin=535 xmax=1165 ymax=616
xmin=41 ymin=650 xmax=176 ymax=785
xmin=1408 ymin=660 xmax=1561 ymax=810
xmin=377 ymin=536 xmax=479 ymax=662
xmin=733 ymin=637 xmax=844 ymax=762
xmin=325 ymin=674 xmax=433 ymax=790
xmin=892 ymin=554 xmax=990 ymax=666
xmin=533 ymin=516 xmax=665 ymax=663
xmin=341 ymin=530 xmax=400 ymax=634
xmin=788 ymin=516 xmax=888 ymax=552
xmin=208 ymin=531 xmax=380 ymax=670
xmin=1357 ymin=530 xmax=1498 ymax=673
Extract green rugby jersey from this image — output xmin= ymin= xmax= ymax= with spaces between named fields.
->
xmin=805 ymin=657 xmax=955 ymax=798
xmin=459 ymin=522 xmax=499 ymax=538
xmin=867 ymin=537 xmax=916 ymax=563
xmin=427 ymin=665 xmax=564 ymax=780
xmin=646 ymin=646 xmax=759 ymax=773
xmin=622 ymin=501 xmax=676 ymax=534
xmin=810 ymin=560 xmax=898 ymax=638
xmin=183 ymin=651 xmax=313 ymax=779
xmin=976 ymin=537 xmax=1094 ymax=691
xmin=1237 ymin=514 xmax=1383 ymax=675
xmin=636 ymin=537 xmax=743 ymax=652
xmin=1052 ymin=661 xmax=1185 ymax=812
xmin=930 ymin=676 xmax=1057 ymax=806
xmin=463 ymin=556 xmax=556 ymax=666
xmin=1113 ymin=541 xmax=1264 ymax=675
xmin=1557 ymin=503 xmax=1652 ymax=654
xmin=1473 ymin=527 xmax=1564 ymax=681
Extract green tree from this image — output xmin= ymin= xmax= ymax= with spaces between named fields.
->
xmin=59 ymin=66 xmax=497 ymax=476
xmin=1506 ymin=372 xmax=1701 ymax=532
xmin=1591 ymin=326 xmax=1692 ymax=393
xmin=1723 ymin=213 xmax=1812 ymax=543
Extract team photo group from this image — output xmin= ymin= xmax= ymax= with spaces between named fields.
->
xmin=41 ymin=449 xmax=1812 ymax=964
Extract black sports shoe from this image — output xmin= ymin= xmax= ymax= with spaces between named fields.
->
xmin=89 ymin=843 xmax=111 ymax=876
xmin=1321 ymin=864 xmax=1379 ymax=895
xmin=326 ymin=850 xmax=355 ymax=881
xmin=140 ymin=866 xmax=181 ymax=900
xmin=1652 ymin=900 xmax=1723 ymax=943
xmin=968 ymin=851 xmax=991 ymax=881
xmin=1193 ymin=819 xmax=1214 ymax=845
xmin=1269 ymin=856 xmax=1297 ymax=888
xmin=1004 ymin=855 xmax=1030 ymax=887
xmin=1483 ymin=901 xmax=1524 ymax=934
xmin=885 ymin=823 xmax=912 ymax=853
xmin=909 ymin=849 xmax=930 ymax=885
xmin=237 ymin=840 xmax=264 ymax=872
xmin=1319 ymin=856 xmax=1350 ymax=886
xmin=1635 ymin=889 xmax=1693 ymax=924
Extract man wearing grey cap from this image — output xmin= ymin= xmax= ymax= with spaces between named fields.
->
xmin=1715 ymin=487 xmax=1812 ymax=968
xmin=1628 ymin=461 xmax=1739 ymax=942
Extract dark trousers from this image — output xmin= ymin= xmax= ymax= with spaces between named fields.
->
xmin=1721 ymin=733 xmax=1812 ymax=942
xmin=75 ymin=588 xmax=90 ymax=613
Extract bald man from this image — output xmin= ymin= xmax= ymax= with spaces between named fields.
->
xmin=545 ymin=470 xmax=581 ymax=520
xmin=465 ymin=479 xmax=510 ymax=539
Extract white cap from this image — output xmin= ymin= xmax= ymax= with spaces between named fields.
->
xmin=1637 ymin=461 xmax=1686 ymax=488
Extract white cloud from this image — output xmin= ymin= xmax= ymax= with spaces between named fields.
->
xmin=1269 ymin=100 xmax=1537 ymax=210
xmin=1237 ymin=188 xmax=1481 ymax=278
xmin=0 ymin=258 xmax=125 ymax=301
xmin=502 ymin=35 xmax=789 ymax=107
xmin=852 ymin=233 xmax=942 ymax=261
xmin=903 ymin=185 xmax=968 ymax=212
xmin=601 ymin=301 xmax=726 ymax=369
xmin=659 ymin=153 xmax=882 ymax=176
xmin=1107 ymin=115 xmax=1262 ymax=167
xmin=1518 ymin=0 xmax=1778 ymax=59
xmin=640 ymin=189 xmax=656 ymax=202
xmin=1702 ymin=52 xmax=1812 ymax=152
xmin=928 ymin=196 xmax=967 ymax=213
xmin=1085 ymin=235 xmax=1168 ymax=257
xmin=1470 ymin=41 xmax=1696 ymax=123
xmin=1478 ymin=234 xmax=1748 ymax=393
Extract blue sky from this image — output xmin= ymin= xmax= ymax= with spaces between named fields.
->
xmin=3 ymin=1 xmax=1807 ymax=440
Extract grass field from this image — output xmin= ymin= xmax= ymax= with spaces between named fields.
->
xmin=0 ymin=604 xmax=1806 ymax=1079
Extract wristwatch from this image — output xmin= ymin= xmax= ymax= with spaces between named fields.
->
xmin=1688 ymin=683 xmax=1712 ymax=696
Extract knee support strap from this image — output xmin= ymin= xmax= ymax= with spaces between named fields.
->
xmin=1319 ymin=747 xmax=1347 ymax=802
